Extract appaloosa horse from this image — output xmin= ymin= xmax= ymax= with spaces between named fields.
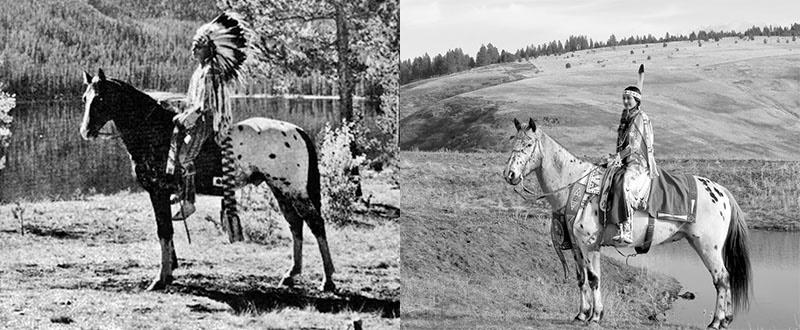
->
xmin=80 ymin=69 xmax=335 ymax=292
xmin=504 ymin=118 xmax=750 ymax=329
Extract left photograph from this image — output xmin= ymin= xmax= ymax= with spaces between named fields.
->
xmin=0 ymin=1 xmax=399 ymax=328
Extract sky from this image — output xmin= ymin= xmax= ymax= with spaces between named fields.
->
xmin=401 ymin=0 xmax=800 ymax=60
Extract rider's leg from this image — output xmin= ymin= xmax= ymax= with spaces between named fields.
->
xmin=610 ymin=168 xmax=630 ymax=243
xmin=618 ymin=165 xmax=650 ymax=244
xmin=173 ymin=113 xmax=214 ymax=220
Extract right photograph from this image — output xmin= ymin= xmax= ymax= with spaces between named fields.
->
xmin=400 ymin=1 xmax=800 ymax=329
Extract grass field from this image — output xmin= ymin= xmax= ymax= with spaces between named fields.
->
xmin=400 ymin=150 xmax=799 ymax=329
xmin=0 ymin=173 xmax=400 ymax=329
xmin=401 ymin=151 xmax=714 ymax=329
xmin=401 ymin=37 xmax=800 ymax=159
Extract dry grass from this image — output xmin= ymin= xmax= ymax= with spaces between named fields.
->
xmin=0 ymin=174 xmax=400 ymax=329
xmin=401 ymin=37 xmax=800 ymax=159
xmin=401 ymin=151 xmax=704 ymax=329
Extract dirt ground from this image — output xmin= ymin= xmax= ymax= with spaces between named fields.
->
xmin=0 ymin=174 xmax=400 ymax=329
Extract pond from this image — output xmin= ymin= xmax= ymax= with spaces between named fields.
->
xmin=0 ymin=98 xmax=373 ymax=202
xmin=607 ymin=230 xmax=800 ymax=329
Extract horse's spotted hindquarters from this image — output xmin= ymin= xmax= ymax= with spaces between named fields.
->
xmin=227 ymin=117 xmax=335 ymax=291
xmin=229 ymin=118 xmax=312 ymax=199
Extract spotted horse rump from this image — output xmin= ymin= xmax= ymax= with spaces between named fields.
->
xmin=229 ymin=118 xmax=318 ymax=203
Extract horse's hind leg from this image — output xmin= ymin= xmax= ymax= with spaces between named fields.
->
xmin=687 ymin=236 xmax=730 ymax=329
xmin=276 ymin=200 xmax=304 ymax=288
xmin=296 ymin=198 xmax=336 ymax=292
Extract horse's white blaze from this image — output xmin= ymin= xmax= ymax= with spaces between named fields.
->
xmin=229 ymin=118 xmax=311 ymax=198
xmin=80 ymin=88 xmax=95 ymax=139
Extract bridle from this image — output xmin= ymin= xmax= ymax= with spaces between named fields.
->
xmin=508 ymin=133 xmax=593 ymax=201
xmin=90 ymin=93 xmax=160 ymax=140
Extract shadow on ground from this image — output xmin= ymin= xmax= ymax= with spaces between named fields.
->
xmin=61 ymin=271 xmax=400 ymax=318
xmin=171 ymin=282 xmax=400 ymax=318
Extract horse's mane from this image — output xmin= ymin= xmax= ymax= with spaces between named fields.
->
xmin=539 ymin=129 xmax=595 ymax=169
xmin=107 ymin=78 xmax=158 ymax=104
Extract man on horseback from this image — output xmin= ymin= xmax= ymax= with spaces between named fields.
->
xmin=609 ymin=65 xmax=658 ymax=244
xmin=166 ymin=13 xmax=250 ymax=220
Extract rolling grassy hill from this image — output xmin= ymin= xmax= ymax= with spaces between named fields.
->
xmin=401 ymin=37 xmax=800 ymax=160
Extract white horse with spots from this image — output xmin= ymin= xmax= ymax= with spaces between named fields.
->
xmin=503 ymin=118 xmax=750 ymax=329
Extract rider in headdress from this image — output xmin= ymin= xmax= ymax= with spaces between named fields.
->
xmin=166 ymin=12 xmax=251 ymax=220
xmin=610 ymin=64 xmax=658 ymax=244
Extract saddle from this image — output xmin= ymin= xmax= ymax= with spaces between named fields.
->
xmin=551 ymin=165 xmax=698 ymax=257
xmin=147 ymin=91 xmax=225 ymax=197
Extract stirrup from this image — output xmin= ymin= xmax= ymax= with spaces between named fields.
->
xmin=172 ymin=202 xmax=195 ymax=221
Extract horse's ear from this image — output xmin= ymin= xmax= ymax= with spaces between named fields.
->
xmin=83 ymin=71 xmax=92 ymax=85
xmin=513 ymin=118 xmax=521 ymax=131
xmin=528 ymin=118 xmax=537 ymax=132
xmin=97 ymin=68 xmax=106 ymax=81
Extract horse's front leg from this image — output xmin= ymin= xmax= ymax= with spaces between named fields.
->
xmin=573 ymin=201 xmax=604 ymax=323
xmin=569 ymin=231 xmax=592 ymax=323
xmin=146 ymin=190 xmax=175 ymax=291
xmin=585 ymin=250 xmax=604 ymax=323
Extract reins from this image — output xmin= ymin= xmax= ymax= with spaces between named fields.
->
xmin=513 ymin=168 xmax=594 ymax=201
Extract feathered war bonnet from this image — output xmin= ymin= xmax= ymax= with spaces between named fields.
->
xmin=192 ymin=12 xmax=253 ymax=84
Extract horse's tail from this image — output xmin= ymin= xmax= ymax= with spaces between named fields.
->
xmin=296 ymin=127 xmax=322 ymax=213
xmin=723 ymin=187 xmax=751 ymax=313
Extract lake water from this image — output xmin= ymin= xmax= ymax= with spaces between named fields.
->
xmin=607 ymin=230 xmax=800 ymax=329
xmin=0 ymin=98 xmax=373 ymax=202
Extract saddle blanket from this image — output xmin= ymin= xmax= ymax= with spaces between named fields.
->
xmin=603 ymin=167 xmax=698 ymax=223
xmin=647 ymin=168 xmax=697 ymax=222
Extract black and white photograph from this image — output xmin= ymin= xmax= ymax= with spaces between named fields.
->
xmin=400 ymin=0 xmax=800 ymax=329
xmin=0 ymin=0 xmax=399 ymax=329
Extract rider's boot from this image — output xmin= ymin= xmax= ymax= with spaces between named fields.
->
xmin=173 ymin=172 xmax=196 ymax=221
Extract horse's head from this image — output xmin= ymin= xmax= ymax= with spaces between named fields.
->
xmin=80 ymin=69 xmax=120 ymax=140
xmin=504 ymin=118 xmax=543 ymax=186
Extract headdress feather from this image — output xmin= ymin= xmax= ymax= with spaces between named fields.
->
xmin=193 ymin=12 xmax=252 ymax=83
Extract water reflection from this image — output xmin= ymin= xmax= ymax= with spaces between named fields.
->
xmin=0 ymin=98 xmax=371 ymax=202
xmin=606 ymin=230 xmax=800 ymax=329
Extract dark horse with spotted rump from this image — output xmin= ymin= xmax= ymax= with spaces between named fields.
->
xmin=79 ymin=69 xmax=335 ymax=292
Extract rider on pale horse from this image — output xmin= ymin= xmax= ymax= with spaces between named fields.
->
xmin=609 ymin=67 xmax=658 ymax=244
xmin=166 ymin=13 xmax=250 ymax=220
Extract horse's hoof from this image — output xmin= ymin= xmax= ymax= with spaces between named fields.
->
xmin=572 ymin=315 xmax=587 ymax=325
xmin=147 ymin=279 xmax=169 ymax=291
xmin=279 ymin=276 xmax=295 ymax=287
xmin=321 ymin=281 xmax=336 ymax=292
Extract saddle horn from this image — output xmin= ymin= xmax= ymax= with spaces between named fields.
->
xmin=637 ymin=64 xmax=645 ymax=92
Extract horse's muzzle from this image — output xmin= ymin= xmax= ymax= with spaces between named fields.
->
xmin=505 ymin=170 xmax=522 ymax=186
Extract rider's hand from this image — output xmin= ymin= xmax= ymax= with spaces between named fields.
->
xmin=173 ymin=108 xmax=201 ymax=129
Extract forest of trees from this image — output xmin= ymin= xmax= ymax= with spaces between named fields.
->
xmin=400 ymin=23 xmax=800 ymax=85
xmin=0 ymin=0 xmax=345 ymax=101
